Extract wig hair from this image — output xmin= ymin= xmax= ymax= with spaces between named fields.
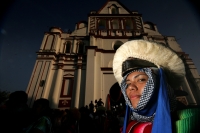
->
xmin=112 ymin=40 xmax=185 ymax=89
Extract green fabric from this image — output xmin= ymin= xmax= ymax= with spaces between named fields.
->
xmin=175 ymin=108 xmax=200 ymax=133
xmin=22 ymin=116 xmax=52 ymax=133
xmin=177 ymin=108 xmax=200 ymax=119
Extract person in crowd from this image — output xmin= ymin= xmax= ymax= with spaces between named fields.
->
xmin=59 ymin=107 xmax=80 ymax=133
xmin=0 ymin=91 xmax=31 ymax=133
xmin=22 ymin=98 xmax=52 ymax=133
xmin=112 ymin=40 xmax=200 ymax=133
xmin=51 ymin=109 xmax=66 ymax=133
xmin=79 ymin=106 xmax=96 ymax=133
xmin=94 ymin=106 xmax=107 ymax=133
xmin=89 ymin=101 xmax=94 ymax=113
xmin=94 ymin=99 xmax=98 ymax=109
xmin=97 ymin=98 xmax=104 ymax=107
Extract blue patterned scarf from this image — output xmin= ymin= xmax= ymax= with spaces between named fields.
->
xmin=121 ymin=68 xmax=174 ymax=133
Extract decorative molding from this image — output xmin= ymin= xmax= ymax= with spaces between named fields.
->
xmin=96 ymin=49 xmax=116 ymax=53
xmin=90 ymin=34 xmax=144 ymax=39
xmin=101 ymin=67 xmax=113 ymax=71
xmin=44 ymin=32 xmax=61 ymax=37
xmin=63 ymin=73 xmax=74 ymax=77
xmin=49 ymin=27 xmax=63 ymax=32
xmin=103 ymin=73 xmax=113 ymax=74
xmin=86 ymin=46 xmax=98 ymax=50
xmin=58 ymin=99 xmax=71 ymax=108
xmin=64 ymin=69 xmax=75 ymax=71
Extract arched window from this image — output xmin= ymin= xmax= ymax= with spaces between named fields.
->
xmin=111 ymin=8 xmax=118 ymax=14
xmin=111 ymin=5 xmax=119 ymax=14
xmin=112 ymin=20 xmax=119 ymax=29
xmin=77 ymin=41 xmax=84 ymax=54
xmin=65 ymin=41 xmax=71 ymax=53
xmin=98 ymin=19 xmax=107 ymax=29
xmin=113 ymin=41 xmax=123 ymax=50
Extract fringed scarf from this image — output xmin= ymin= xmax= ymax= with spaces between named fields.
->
xmin=121 ymin=68 xmax=176 ymax=133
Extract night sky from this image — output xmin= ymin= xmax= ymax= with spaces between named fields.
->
xmin=0 ymin=0 xmax=200 ymax=93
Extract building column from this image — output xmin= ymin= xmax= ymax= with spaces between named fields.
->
xmin=42 ymin=62 xmax=55 ymax=99
xmin=121 ymin=19 xmax=124 ymax=29
xmin=85 ymin=48 xmax=95 ymax=105
xmin=74 ymin=65 xmax=82 ymax=108
xmin=72 ymin=39 xmax=77 ymax=53
xmin=52 ymin=67 xmax=63 ymax=108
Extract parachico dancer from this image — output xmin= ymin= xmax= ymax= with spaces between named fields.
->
xmin=112 ymin=40 xmax=200 ymax=133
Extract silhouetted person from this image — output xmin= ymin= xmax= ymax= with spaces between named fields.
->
xmin=94 ymin=99 xmax=98 ymax=109
xmin=0 ymin=90 xmax=31 ymax=133
xmin=51 ymin=109 xmax=66 ymax=133
xmin=89 ymin=101 xmax=94 ymax=113
xmin=59 ymin=107 xmax=81 ymax=133
xmin=97 ymin=98 xmax=104 ymax=107
xmin=22 ymin=98 xmax=52 ymax=133
xmin=95 ymin=106 xmax=107 ymax=133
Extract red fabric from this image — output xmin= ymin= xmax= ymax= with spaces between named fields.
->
xmin=125 ymin=120 xmax=152 ymax=133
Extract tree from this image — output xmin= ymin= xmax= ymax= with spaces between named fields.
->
xmin=0 ymin=90 xmax=10 ymax=105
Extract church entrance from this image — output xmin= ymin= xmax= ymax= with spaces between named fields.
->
xmin=106 ymin=82 xmax=125 ymax=112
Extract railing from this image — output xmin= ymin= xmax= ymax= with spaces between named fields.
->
xmin=90 ymin=29 xmax=143 ymax=36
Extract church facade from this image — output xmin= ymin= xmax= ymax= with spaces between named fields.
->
xmin=26 ymin=0 xmax=200 ymax=110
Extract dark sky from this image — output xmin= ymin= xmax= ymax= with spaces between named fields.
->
xmin=0 ymin=0 xmax=200 ymax=93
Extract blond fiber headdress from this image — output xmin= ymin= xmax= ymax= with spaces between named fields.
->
xmin=112 ymin=40 xmax=185 ymax=89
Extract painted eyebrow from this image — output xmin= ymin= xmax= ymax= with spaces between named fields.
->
xmin=126 ymin=74 xmax=147 ymax=82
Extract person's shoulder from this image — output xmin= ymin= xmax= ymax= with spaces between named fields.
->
xmin=125 ymin=120 xmax=152 ymax=133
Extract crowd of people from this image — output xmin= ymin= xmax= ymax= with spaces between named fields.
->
xmin=0 ymin=91 xmax=124 ymax=133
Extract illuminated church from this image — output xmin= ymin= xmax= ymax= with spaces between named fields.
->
xmin=26 ymin=0 xmax=200 ymax=109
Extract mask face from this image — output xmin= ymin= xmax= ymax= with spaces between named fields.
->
xmin=125 ymin=71 xmax=148 ymax=109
